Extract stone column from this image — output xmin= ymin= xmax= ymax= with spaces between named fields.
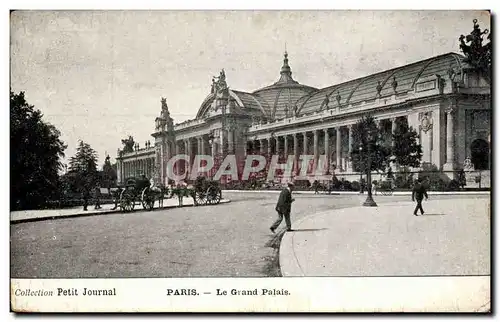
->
xmin=116 ymin=159 xmax=121 ymax=184
xmin=259 ymin=139 xmax=265 ymax=155
xmin=336 ymin=127 xmax=342 ymax=171
xmin=184 ymin=139 xmax=190 ymax=175
xmin=220 ymin=131 xmax=225 ymax=155
xmin=324 ymin=129 xmax=330 ymax=173
xmin=443 ymin=107 xmax=456 ymax=171
xmin=211 ymin=140 xmax=216 ymax=158
xmin=284 ymin=135 xmax=288 ymax=158
xmin=313 ymin=130 xmax=319 ymax=165
xmin=228 ymin=129 xmax=234 ymax=154
xmin=151 ymin=158 xmax=154 ymax=178
xmin=201 ymin=136 xmax=205 ymax=155
xmin=303 ymin=131 xmax=308 ymax=155
xmin=267 ymin=137 xmax=272 ymax=155
xmin=175 ymin=141 xmax=180 ymax=155
xmin=391 ymin=117 xmax=397 ymax=147
xmin=275 ymin=136 xmax=280 ymax=156
xmin=293 ymin=133 xmax=299 ymax=175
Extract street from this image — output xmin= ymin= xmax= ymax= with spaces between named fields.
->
xmin=10 ymin=192 xmax=489 ymax=278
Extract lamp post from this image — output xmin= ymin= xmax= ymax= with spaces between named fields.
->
xmin=362 ymin=129 xmax=377 ymax=207
xmin=208 ymin=134 xmax=215 ymax=180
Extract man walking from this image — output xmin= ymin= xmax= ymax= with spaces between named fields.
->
xmin=110 ymin=186 xmax=122 ymax=210
xmin=270 ymin=182 xmax=295 ymax=233
xmin=94 ymin=185 xmax=102 ymax=210
xmin=412 ymin=178 xmax=428 ymax=216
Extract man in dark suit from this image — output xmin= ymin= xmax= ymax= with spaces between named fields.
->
xmin=270 ymin=182 xmax=295 ymax=233
xmin=412 ymin=178 xmax=429 ymax=216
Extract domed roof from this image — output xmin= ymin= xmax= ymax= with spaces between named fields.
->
xmin=252 ymin=52 xmax=318 ymax=119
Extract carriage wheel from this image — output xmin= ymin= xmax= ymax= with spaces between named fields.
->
xmin=381 ymin=190 xmax=393 ymax=196
xmin=207 ymin=186 xmax=221 ymax=205
xmin=194 ymin=190 xmax=207 ymax=206
xmin=141 ymin=187 xmax=155 ymax=211
xmin=120 ymin=190 xmax=135 ymax=212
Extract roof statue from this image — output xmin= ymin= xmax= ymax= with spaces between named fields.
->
xmin=160 ymin=97 xmax=170 ymax=118
xmin=391 ymin=76 xmax=398 ymax=92
xmin=322 ymin=94 xmax=330 ymax=110
xmin=213 ymin=69 xmax=229 ymax=99
xmin=459 ymin=19 xmax=491 ymax=80
xmin=211 ymin=77 xmax=217 ymax=93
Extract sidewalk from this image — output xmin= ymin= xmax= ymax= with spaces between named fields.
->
xmin=225 ymin=189 xmax=490 ymax=196
xmin=280 ymin=197 xmax=490 ymax=277
xmin=10 ymin=197 xmax=231 ymax=224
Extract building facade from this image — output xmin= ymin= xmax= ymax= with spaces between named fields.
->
xmin=115 ymin=51 xmax=491 ymax=186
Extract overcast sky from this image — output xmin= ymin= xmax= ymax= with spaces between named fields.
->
xmin=10 ymin=10 xmax=490 ymax=166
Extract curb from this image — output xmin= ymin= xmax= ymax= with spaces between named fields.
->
xmin=223 ymin=190 xmax=490 ymax=196
xmin=10 ymin=199 xmax=231 ymax=225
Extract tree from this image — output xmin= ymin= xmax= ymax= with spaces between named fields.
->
xmin=350 ymin=115 xmax=392 ymax=175
xmin=10 ymin=90 xmax=66 ymax=210
xmin=68 ymin=140 xmax=99 ymax=193
xmin=101 ymin=155 xmax=117 ymax=190
xmin=121 ymin=135 xmax=135 ymax=153
xmin=392 ymin=118 xmax=422 ymax=168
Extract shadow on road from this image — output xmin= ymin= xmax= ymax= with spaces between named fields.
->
xmin=290 ymin=228 xmax=328 ymax=232
xmin=422 ymin=213 xmax=447 ymax=216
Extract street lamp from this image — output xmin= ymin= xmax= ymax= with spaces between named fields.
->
xmin=362 ymin=129 xmax=377 ymax=207
xmin=208 ymin=133 xmax=217 ymax=180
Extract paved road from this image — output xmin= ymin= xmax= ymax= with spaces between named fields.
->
xmin=10 ymin=192 xmax=486 ymax=278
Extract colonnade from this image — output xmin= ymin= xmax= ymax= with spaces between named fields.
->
xmin=120 ymin=157 xmax=155 ymax=179
xmin=246 ymin=117 xmax=404 ymax=173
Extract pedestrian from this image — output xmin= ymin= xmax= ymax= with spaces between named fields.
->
xmin=313 ymin=180 xmax=319 ymax=194
xmin=177 ymin=180 xmax=188 ymax=207
xmin=110 ymin=187 xmax=122 ymax=210
xmin=270 ymin=182 xmax=295 ymax=233
xmin=412 ymin=178 xmax=429 ymax=216
xmin=82 ymin=188 xmax=90 ymax=211
xmin=94 ymin=185 xmax=102 ymax=210
xmin=372 ymin=181 xmax=377 ymax=196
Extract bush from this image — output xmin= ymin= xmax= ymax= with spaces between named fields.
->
xmin=423 ymin=177 xmax=446 ymax=191
xmin=446 ymin=179 xmax=460 ymax=191
xmin=379 ymin=180 xmax=393 ymax=190
xmin=351 ymin=181 xmax=360 ymax=192
xmin=394 ymin=170 xmax=414 ymax=189
xmin=340 ymin=179 xmax=352 ymax=191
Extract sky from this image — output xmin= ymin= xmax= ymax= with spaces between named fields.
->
xmin=10 ymin=10 xmax=491 ymax=167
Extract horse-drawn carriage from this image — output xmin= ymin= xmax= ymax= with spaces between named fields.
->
xmin=312 ymin=179 xmax=334 ymax=194
xmin=119 ymin=176 xmax=169 ymax=212
xmin=190 ymin=176 xmax=222 ymax=206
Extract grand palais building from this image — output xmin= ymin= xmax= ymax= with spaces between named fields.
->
xmin=115 ymin=51 xmax=491 ymax=187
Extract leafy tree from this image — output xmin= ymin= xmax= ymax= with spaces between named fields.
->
xmin=68 ymin=140 xmax=98 ymax=193
xmin=392 ymin=117 xmax=422 ymax=168
xmin=10 ymin=90 xmax=66 ymax=210
xmin=101 ymin=155 xmax=117 ymax=190
xmin=350 ymin=115 xmax=392 ymax=175
xmin=121 ymin=135 xmax=135 ymax=153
